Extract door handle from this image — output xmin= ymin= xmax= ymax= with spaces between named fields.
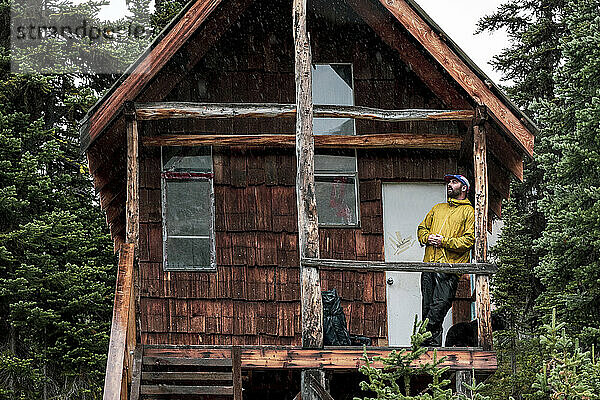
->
xmin=387 ymin=277 xmax=394 ymax=285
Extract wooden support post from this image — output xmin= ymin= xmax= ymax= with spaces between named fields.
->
xmin=129 ymin=346 xmax=143 ymax=400
xmin=293 ymin=0 xmax=322 ymax=352
xmin=125 ymin=101 xmax=141 ymax=396
xmin=125 ymin=101 xmax=139 ymax=246
xmin=294 ymin=0 xmax=325 ymax=397
xmin=473 ymin=106 xmax=493 ymax=350
xmin=456 ymin=370 xmax=473 ymax=398
xmin=103 ymin=244 xmax=135 ymax=400
xmin=232 ymin=346 xmax=243 ymax=400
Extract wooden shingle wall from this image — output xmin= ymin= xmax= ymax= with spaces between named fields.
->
xmin=139 ymin=147 xmax=459 ymax=345
xmin=137 ymin=0 xmax=469 ymax=345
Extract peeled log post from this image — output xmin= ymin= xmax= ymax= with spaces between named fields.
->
xmin=103 ymin=244 xmax=134 ymax=400
xmin=293 ymin=0 xmax=325 ymax=398
xmin=294 ymin=0 xmax=322 ymax=352
xmin=134 ymin=101 xmax=474 ymax=122
xmin=125 ymin=102 xmax=139 ymax=246
xmin=142 ymin=133 xmax=463 ymax=150
xmin=473 ymin=107 xmax=493 ymax=350
xmin=124 ymin=102 xmax=141 ymax=392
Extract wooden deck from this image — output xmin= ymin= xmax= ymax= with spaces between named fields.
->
xmin=143 ymin=345 xmax=497 ymax=372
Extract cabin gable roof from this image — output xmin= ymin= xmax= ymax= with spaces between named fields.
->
xmin=79 ymin=0 xmax=536 ymax=156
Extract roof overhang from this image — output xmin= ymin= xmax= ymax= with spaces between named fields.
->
xmin=79 ymin=0 xmax=537 ymax=158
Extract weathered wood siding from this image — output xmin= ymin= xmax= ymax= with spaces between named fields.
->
xmin=139 ymin=148 xmax=463 ymax=345
xmin=137 ymin=0 xmax=470 ymax=345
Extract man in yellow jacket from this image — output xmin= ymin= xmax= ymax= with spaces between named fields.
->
xmin=417 ymin=174 xmax=475 ymax=346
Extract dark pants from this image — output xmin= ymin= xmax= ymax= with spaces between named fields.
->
xmin=421 ymin=272 xmax=459 ymax=346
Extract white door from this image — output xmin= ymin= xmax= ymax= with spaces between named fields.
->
xmin=382 ymin=183 xmax=453 ymax=346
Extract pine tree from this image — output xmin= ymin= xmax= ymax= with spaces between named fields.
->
xmin=480 ymin=0 xmax=600 ymax=398
xmin=535 ymin=0 xmax=600 ymax=345
xmin=0 ymin=0 xmax=158 ymax=397
xmin=476 ymin=0 xmax=567 ymax=330
xmin=0 ymin=72 xmax=115 ymax=399
xmin=476 ymin=1 xmax=566 ymax=398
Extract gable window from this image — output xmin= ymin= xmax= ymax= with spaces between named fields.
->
xmin=312 ymin=63 xmax=359 ymax=226
xmin=161 ymin=147 xmax=216 ymax=270
xmin=312 ymin=64 xmax=355 ymax=135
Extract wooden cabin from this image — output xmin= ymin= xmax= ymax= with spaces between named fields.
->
xmin=79 ymin=0 xmax=537 ymax=398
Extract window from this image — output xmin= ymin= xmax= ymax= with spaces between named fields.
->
xmin=312 ymin=64 xmax=359 ymax=226
xmin=161 ymin=147 xmax=216 ymax=270
xmin=312 ymin=64 xmax=355 ymax=135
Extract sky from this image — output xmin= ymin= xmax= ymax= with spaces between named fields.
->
xmin=414 ymin=0 xmax=510 ymax=85
xmin=97 ymin=0 xmax=510 ymax=84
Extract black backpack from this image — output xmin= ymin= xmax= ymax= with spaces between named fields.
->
xmin=321 ymin=288 xmax=351 ymax=346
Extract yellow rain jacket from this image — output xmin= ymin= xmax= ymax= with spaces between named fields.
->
xmin=417 ymin=198 xmax=475 ymax=264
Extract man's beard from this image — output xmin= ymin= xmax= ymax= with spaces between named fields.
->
xmin=447 ymin=186 xmax=461 ymax=198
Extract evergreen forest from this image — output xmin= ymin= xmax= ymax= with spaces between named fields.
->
xmin=0 ymin=0 xmax=599 ymax=398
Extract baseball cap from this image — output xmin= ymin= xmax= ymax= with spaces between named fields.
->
xmin=444 ymin=174 xmax=470 ymax=191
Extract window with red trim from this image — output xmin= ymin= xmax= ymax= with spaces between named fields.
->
xmin=161 ymin=147 xmax=216 ymax=270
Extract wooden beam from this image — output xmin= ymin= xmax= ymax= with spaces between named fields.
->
xmin=294 ymin=0 xmax=325 ymax=397
xmin=232 ymin=346 xmax=243 ymax=400
xmin=142 ymin=346 xmax=499 ymax=371
xmin=125 ymin=102 xmax=139 ymax=246
xmin=143 ymin=133 xmax=463 ymax=150
xmin=103 ymin=243 xmax=135 ymax=400
xmin=473 ymin=108 xmax=493 ymax=351
xmin=379 ymin=0 xmax=534 ymax=156
xmin=293 ymin=0 xmax=322 ymax=351
xmin=129 ymin=346 xmax=143 ymax=400
xmin=346 ymin=0 xmax=471 ymax=110
xmin=302 ymin=258 xmax=496 ymax=274
xmin=134 ymin=102 xmax=475 ymax=122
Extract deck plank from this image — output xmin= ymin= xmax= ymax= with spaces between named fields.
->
xmin=142 ymin=346 xmax=497 ymax=371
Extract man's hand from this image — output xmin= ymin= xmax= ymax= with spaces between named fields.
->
xmin=427 ymin=234 xmax=444 ymax=247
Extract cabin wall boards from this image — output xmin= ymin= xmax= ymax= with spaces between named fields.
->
xmin=138 ymin=145 xmax=467 ymax=345
xmin=130 ymin=0 xmax=477 ymax=346
xmin=81 ymin=0 xmax=534 ymax=351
